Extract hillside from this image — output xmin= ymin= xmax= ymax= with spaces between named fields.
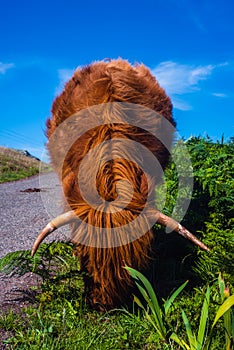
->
xmin=0 ymin=146 xmax=51 ymax=183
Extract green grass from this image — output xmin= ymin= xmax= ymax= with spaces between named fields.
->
xmin=2 ymin=307 xmax=151 ymax=349
xmin=0 ymin=243 xmax=233 ymax=349
xmin=0 ymin=146 xmax=51 ymax=183
xmin=0 ymin=243 xmax=152 ymax=349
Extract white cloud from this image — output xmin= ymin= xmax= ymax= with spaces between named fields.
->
xmin=171 ymin=97 xmax=192 ymax=111
xmin=152 ymin=61 xmax=214 ymax=95
xmin=212 ymin=92 xmax=227 ymax=98
xmin=151 ymin=61 xmax=222 ymax=110
xmin=188 ymin=65 xmax=214 ymax=85
xmin=0 ymin=61 xmax=14 ymax=74
xmin=55 ymin=68 xmax=75 ymax=95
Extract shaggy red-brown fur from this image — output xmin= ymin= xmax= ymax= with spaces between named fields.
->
xmin=46 ymin=59 xmax=175 ymax=310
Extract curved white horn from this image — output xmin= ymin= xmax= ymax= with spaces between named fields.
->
xmin=31 ymin=211 xmax=78 ymax=256
xmin=152 ymin=209 xmax=210 ymax=252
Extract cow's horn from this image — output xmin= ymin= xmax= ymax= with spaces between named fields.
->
xmin=31 ymin=211 xmax=78 ymax=256
xmin=153 ymin=210 xmax=210 ymax=252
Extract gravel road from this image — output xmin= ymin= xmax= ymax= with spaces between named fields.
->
xmin=0 ymin=173 xmax=69 ymax=347
xmin=0 ymin=172 xmax=69 ymax=258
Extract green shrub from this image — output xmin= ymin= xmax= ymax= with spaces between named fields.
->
xmin=153 ymin=136 xmax=234 ymax=291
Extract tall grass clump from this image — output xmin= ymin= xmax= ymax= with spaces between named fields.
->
xmin=127 ymin=267 xmax=234 ymax=349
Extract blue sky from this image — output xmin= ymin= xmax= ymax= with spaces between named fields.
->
xmin=0 ymin=0 xmax=233 ymax=160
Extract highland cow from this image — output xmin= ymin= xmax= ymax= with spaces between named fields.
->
xmin=32 ymin=59 xmax=209 ymax=310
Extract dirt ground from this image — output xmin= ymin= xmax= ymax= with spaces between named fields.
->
xmin=0 ymin=272 xmax=42 ymax=349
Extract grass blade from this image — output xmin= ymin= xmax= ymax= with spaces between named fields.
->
xmin=125 ymin=267 xmax=162 ymax=314
xmin=133 ymin=295 xmax=145 ymax=310
xmin=223 ymin=307 xmax=232 ymax=350
xmin=125 ymin=267 xmax=160 ymax=310
xmin=181 ymin=309 xmax=196 ymax=348
xmin=218 ymin=273 xmax=225 ymax=301
xmin=125 ymin=266 xmax=167 ymax=339
xmin=170 ymin=332 xmax=190 ymax=350
xmin=164 ymin=280 xmax=188 ymax=316
xmin=212 ymin=295 xmax=234 ymax=328
xmin=197 ymin=287 xmax=210 ymax=350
